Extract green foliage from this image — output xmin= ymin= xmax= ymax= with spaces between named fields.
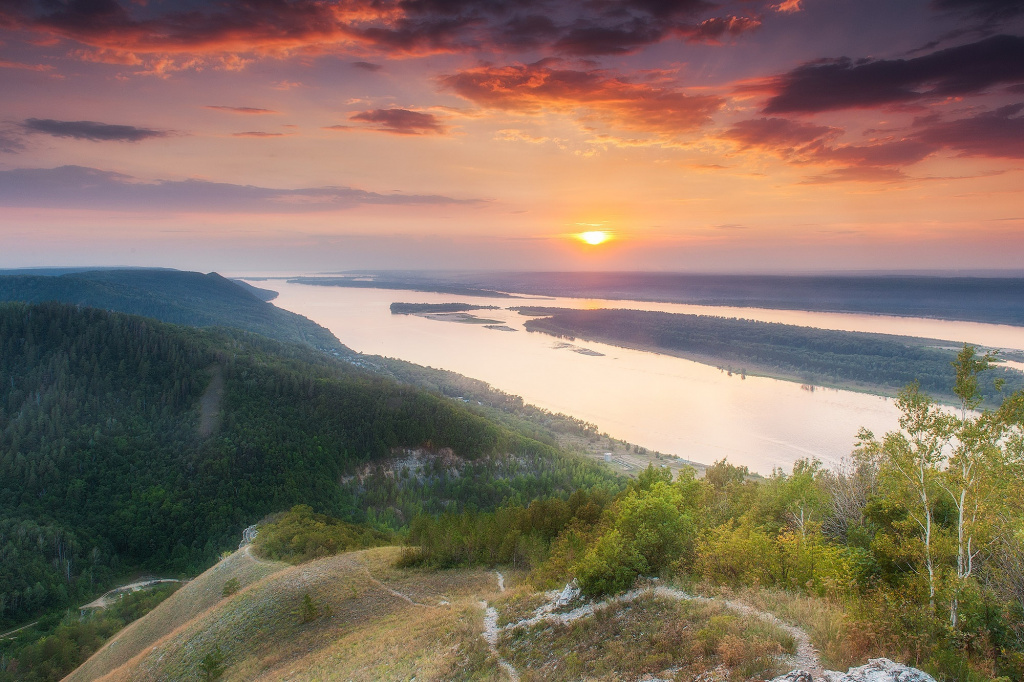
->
xmin=576 ymin=472 xmax=700 ymax=597
xmin=520 ymin=308 xmax=1022 ymax=402
xmin=221 ymin=578 xmax=240 ymax=597
xmin=400 ymin=489 xmax=613 ymax=570
xmin=253 ymin=505 xmax=390 ymax=564
xmin=198 ymin=645 xmax=225 ymax=682
xmin=0 ymin=583 xmax=178 ymax=682
xmin=298 ymin=594 xmax=319 ymax=624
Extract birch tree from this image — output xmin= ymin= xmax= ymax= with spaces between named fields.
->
xmin=941 ymin=345 xmax=999 ymax=629
xmin=871 ymin=384 xmax=954 ymax=609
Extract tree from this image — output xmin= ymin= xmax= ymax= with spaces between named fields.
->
xmin=868 ymin=383 xmax=954 ymax=609
xmin=942 ymin=345 xmax=1024 ymax=630
xmin=199 ymin=645 xmax=225 ymax=681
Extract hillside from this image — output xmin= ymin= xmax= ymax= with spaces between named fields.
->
xmin=0 ymin=302 xmax=617 ymax=633
xmin=66 ymin=546 xmax=809 ymax=682
xmin=0 ymin=269 xmax=341 ymax=351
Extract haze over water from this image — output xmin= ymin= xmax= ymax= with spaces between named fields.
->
xmin=249 ymin=280 xmax=1024 ymax=474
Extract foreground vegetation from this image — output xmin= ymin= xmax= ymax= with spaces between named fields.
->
xmin=404 ymin=346 xmax=1024 ymax=680
xmin=518 ymin=307 xmax=1023 ymax=401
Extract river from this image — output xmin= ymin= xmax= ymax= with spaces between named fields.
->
xmin=244 ymin=279 xmax=1024 ymax=474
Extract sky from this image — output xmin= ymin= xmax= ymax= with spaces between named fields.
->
xmin=1 ymin=0 xmax=1023 ymax=273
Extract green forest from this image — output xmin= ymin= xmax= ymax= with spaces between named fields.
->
xmin=517 ymin=307 xmax=1023 ymax=402
xmin=401 ymin=349 xmax=1024 ymax=679
xmin=0 ymin=302 xmax=615 ymax=632
xmin=0 ymin=270 xmax=341 ymax=351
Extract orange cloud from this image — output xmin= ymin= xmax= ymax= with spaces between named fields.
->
xmin=441 ymin=62 xmax=723 ymax=137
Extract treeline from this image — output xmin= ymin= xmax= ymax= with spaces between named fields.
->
xmin=400 ymin=489 xmax=611 ymax=568
xmin=389 ymin=302 xmax=499 ymax=314
xmin=402 ymin=349 xmax=1024 ymax=680
xmin=518 ymin=307 xmax=1022 ymax=401
xmin=0 ymin=302 xmax=614 ymax=628
xmin=0 ymin=269 xmax=341 ymax=351
xmin=438 ymin=272 xmax=1024 ymax=326
xmin=0 ymin=583 xmax=179 ymax=682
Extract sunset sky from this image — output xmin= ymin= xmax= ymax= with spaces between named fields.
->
xmin=1 ymin=0 xmax=1023 ymax=273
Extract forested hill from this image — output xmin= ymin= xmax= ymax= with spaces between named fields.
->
xmin=0 ymin=302 xmax=615 ymax=629
xmin=0 ymin=269 xmax=339 ymax=351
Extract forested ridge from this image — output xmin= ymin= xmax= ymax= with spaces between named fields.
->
xmin=0 ymin=302 xmax=615 ymax=631
xmin=518 ymin=307 xmax=1023 ymax=401
xmin=0 ymin=269 xmax=340 ymax=351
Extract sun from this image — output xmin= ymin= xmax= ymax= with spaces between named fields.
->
xmin=578 ymin=230 xmax=610 ymax=245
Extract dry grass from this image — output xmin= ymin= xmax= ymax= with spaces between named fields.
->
xmin=72 ymin=547 xmax=506 ymax=682
xmin=66 ymin=546 xmax=288 ymax=682
xmin=695 ymin=583 xmax=866 ymax=670
xmin=498 ymin=593 xmax=795 ymax=682
xmin=69 ymin=546 xmax=861 ymax=682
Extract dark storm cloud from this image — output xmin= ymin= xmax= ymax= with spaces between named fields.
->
xmin=22 ymin=118 xmax=169 ymax=141
xmin=762 ymin=34 xmax=1024 ymax=114
xmin=0 ymin=165 xmax=475 ymax=212
xmin=348 ymin=109 xmax=448 ymax=134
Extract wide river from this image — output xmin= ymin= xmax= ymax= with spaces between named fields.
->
xmin=245 ymin=278 xmax=1024 ymax=474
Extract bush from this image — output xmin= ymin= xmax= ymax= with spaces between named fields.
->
xmin=252 ymin=505 xmax=390 ymax=564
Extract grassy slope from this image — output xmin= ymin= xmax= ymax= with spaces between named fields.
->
xmin=65 ymin=549 xmax=288 ymax=682
xmin=77 ymin=547 xmax=503 ymax=682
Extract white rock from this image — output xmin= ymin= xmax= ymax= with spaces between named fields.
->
xmin=770 ymin=672 xmax=813 ymax=682
xmin=554 ymin=580 xmax=581 ymax=607
xmin=772 ymin=658 xmax=938 ymax=682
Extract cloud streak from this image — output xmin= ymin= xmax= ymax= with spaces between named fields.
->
xmin=0 ymin=166 xmax=476 ymax=212
xmin=348 ymin=108 xmax=447 ymax=135
xmin=22 ymin=118 xmax=169 ymax=142
xmin=206 ymin=105 xmax=279 ymax=114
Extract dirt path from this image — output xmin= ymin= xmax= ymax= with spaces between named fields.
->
xmin=0 ymin=621 xmax=39 ymax=639
xmin=80 ymin=579 xmax=184 ymax=611
xmin=480 ymin=600 xmax=520 ymax=682
xmin=480 ymin=580 xmax=823 ymax=681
